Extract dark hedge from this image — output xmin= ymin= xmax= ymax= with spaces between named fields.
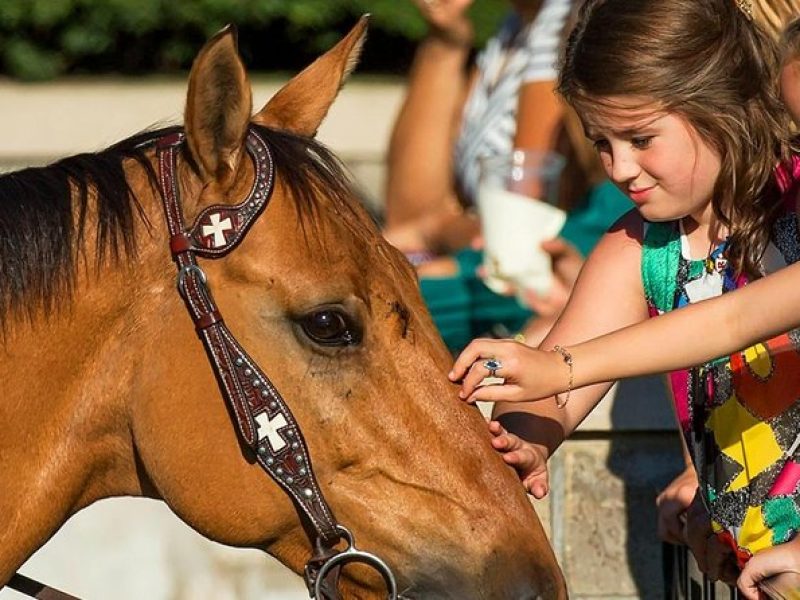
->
xmin=0 ymin=0 xmax=506 ymax=80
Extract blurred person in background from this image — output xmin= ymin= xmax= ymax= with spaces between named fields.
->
xmin=382 ymin=0 xmax=632 ymax=352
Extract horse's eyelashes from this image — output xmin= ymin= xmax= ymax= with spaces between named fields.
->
xmin=299 ymin=307 xmax=362 ymax=348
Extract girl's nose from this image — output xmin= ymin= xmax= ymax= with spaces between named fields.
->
xmin=609 ymin=151 xmax=641 ymax=184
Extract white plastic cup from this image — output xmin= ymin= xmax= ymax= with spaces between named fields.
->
xmin=477 ymin=150 xmax=566 ymax=298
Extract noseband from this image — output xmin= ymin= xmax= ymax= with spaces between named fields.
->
xmin=155 ymin=129 xmax=398 ymax=599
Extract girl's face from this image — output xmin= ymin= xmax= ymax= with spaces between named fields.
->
xmin=581 ymin=96 xmax=722 ymax=225
xmin=780 ymin=57 xmax=800 ymax=127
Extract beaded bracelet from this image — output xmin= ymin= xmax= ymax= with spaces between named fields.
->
xmin=552 ymin=345 xmax=573 ymax=409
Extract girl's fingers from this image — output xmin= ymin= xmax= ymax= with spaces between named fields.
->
xmin=524 ymin=471 xmax=550 ymax=498
xmin=490 ymin=431 xmax=523 ymax=452
xmin=499 ymin=449 xmax=531 ymax=468
xmin=528 ymin=481 xmax=549 ymax=499
xmin=489 ymin=424 xmax=530 ymax=453
xmin=737 ymin=561 xmax=765 ymax=599
xmin=466 ymin=384 xmax=523 ymax=403
xmin=449 ymin=338 xmax=499 ymax=381
xmin=487 ymin=420 xmax=506 ymax=436
xmin=458 ymin=360 xmax=494 ymax=399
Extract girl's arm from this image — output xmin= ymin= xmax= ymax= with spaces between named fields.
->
xmin=572 ymin=258 xmax=800 ymax=386
xmin=451 ymin=210 xmax=651 ymax=467
xmin=455 ymin=258 xmax=800 ymax=404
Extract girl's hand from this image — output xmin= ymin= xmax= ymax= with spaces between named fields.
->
xmin=684 ymin=491 xmax=739 ymax=585
xmin=488 ymin=420 xmax=550 ymax=498
xmin=412 ymin=0 xmax=475 ymax=47
xmin=738 ymin=536 xmax=800 ymax=599
xmin=656 ymin=466 xmax=698 ymax=545
xmin=449 ymin=338 xmax=569 ymax=403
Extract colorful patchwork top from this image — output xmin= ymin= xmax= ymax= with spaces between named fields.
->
xmin=641 ymin=157 xmax=800 ymax=566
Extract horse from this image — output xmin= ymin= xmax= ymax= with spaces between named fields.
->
xmin=0 ymin=19 xmax=566 ymax=599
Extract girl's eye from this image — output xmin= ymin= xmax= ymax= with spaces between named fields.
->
xmin=632 ymin=136 xmax=653 ymax=150
xmin=592 ymin=139 xmax=611 ymax=153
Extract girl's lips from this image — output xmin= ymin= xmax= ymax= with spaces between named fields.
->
xmin=629 ymin=186 xmax=655 ymax=203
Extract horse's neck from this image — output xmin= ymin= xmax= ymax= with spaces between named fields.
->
xmin=0 ymin=195 xmax=169 ymax=581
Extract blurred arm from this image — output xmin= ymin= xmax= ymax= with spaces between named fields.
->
xmin=384 ymin=31 xmax=473 ymax=229
xmin=513 ymin=80 xmax=563 ymax=151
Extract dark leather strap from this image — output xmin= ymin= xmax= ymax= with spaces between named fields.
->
xmin=6 ymin=574 xmax=80 ymax=600
xmin=157 ymin=130 xmax=342 ymax=546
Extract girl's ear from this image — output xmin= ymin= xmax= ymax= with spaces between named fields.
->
xmin=252 ymin=16 xmax=368 ymax=137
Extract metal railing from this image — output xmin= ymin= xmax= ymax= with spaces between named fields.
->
xmin=665 ymin=544 xmax=739 ymax=600
xmin=666 ymin=544 xmax=800 ymax=600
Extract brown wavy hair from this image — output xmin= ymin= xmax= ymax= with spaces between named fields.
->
xmin=558 ymin=0 xmax=793 ymax=277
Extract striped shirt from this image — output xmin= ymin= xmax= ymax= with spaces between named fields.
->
xmin=454 ymin=0 xmax=572 ymax=205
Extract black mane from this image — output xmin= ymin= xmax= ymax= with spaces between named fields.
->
xmin=0 ymin=123 xmax=363 ymax=324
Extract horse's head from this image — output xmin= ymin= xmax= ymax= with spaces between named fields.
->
xmin=0 ymin=19 xmax=564 ymax=600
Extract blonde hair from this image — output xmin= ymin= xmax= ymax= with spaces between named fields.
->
xmin=782 ymin=15 xmax=800 ymax=60
xmin=558 ymin=0 xmax=792 ymax=277
xmin=751 ymin=0 xmax=800 ymax=43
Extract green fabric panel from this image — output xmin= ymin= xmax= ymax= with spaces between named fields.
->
xmin=763 ymin=497 xmax=800 ymax=545
xmin=456 ymin=248 xmax=532 ymax=337
xmin=641 ymin=222 xmax=681 ymax=314
xmin=419 ymin=276 xmax=472 ymax=353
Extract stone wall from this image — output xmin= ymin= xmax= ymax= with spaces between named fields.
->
xmin=0 ymin=79 xmax=685 ymax=599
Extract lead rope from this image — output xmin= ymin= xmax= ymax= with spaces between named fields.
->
xmin=6 ymin=573 xmax=80 ymax=600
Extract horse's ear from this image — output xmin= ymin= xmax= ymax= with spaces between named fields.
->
xmin=185 ymin=25 xmax=253 ymax=188
xmin=252 ymin=15 xmax=368 ymax=137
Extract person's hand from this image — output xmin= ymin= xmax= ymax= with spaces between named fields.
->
xmin=520 ymin=238 xmax=584 ymax=319
xmin=738 ymin=536 xmax=800 ymax=599
xmin=413 ymin=0 xmax=475 ymax=46
xmin=449 ymin=338 xmax=568 ymax=403
xmin=684 ymin=490 xmax=739 ymax=585
xmin=656 ymin=466 xmax=698 ymax=545
xmin=487 ymin=420 xmax=550 ymax=498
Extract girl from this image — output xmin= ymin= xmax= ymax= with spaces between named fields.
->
xmin=449 ymin=0 xmax=800 ymax=596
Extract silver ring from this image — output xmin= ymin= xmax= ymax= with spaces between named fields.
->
xmin=313 ymin=526 xmax=398 ymax=599
xmin=483 ymin=358 xmax=503 ymax=379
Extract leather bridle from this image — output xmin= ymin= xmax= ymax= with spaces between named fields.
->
xmin=156 ymin=128 xmax=398 ymax=599
xmin=6 ymin=128 xmax=399 ymax=600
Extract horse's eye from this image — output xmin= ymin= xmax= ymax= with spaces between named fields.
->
xmin=300 ymin=309 xmax=361 ymax=347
